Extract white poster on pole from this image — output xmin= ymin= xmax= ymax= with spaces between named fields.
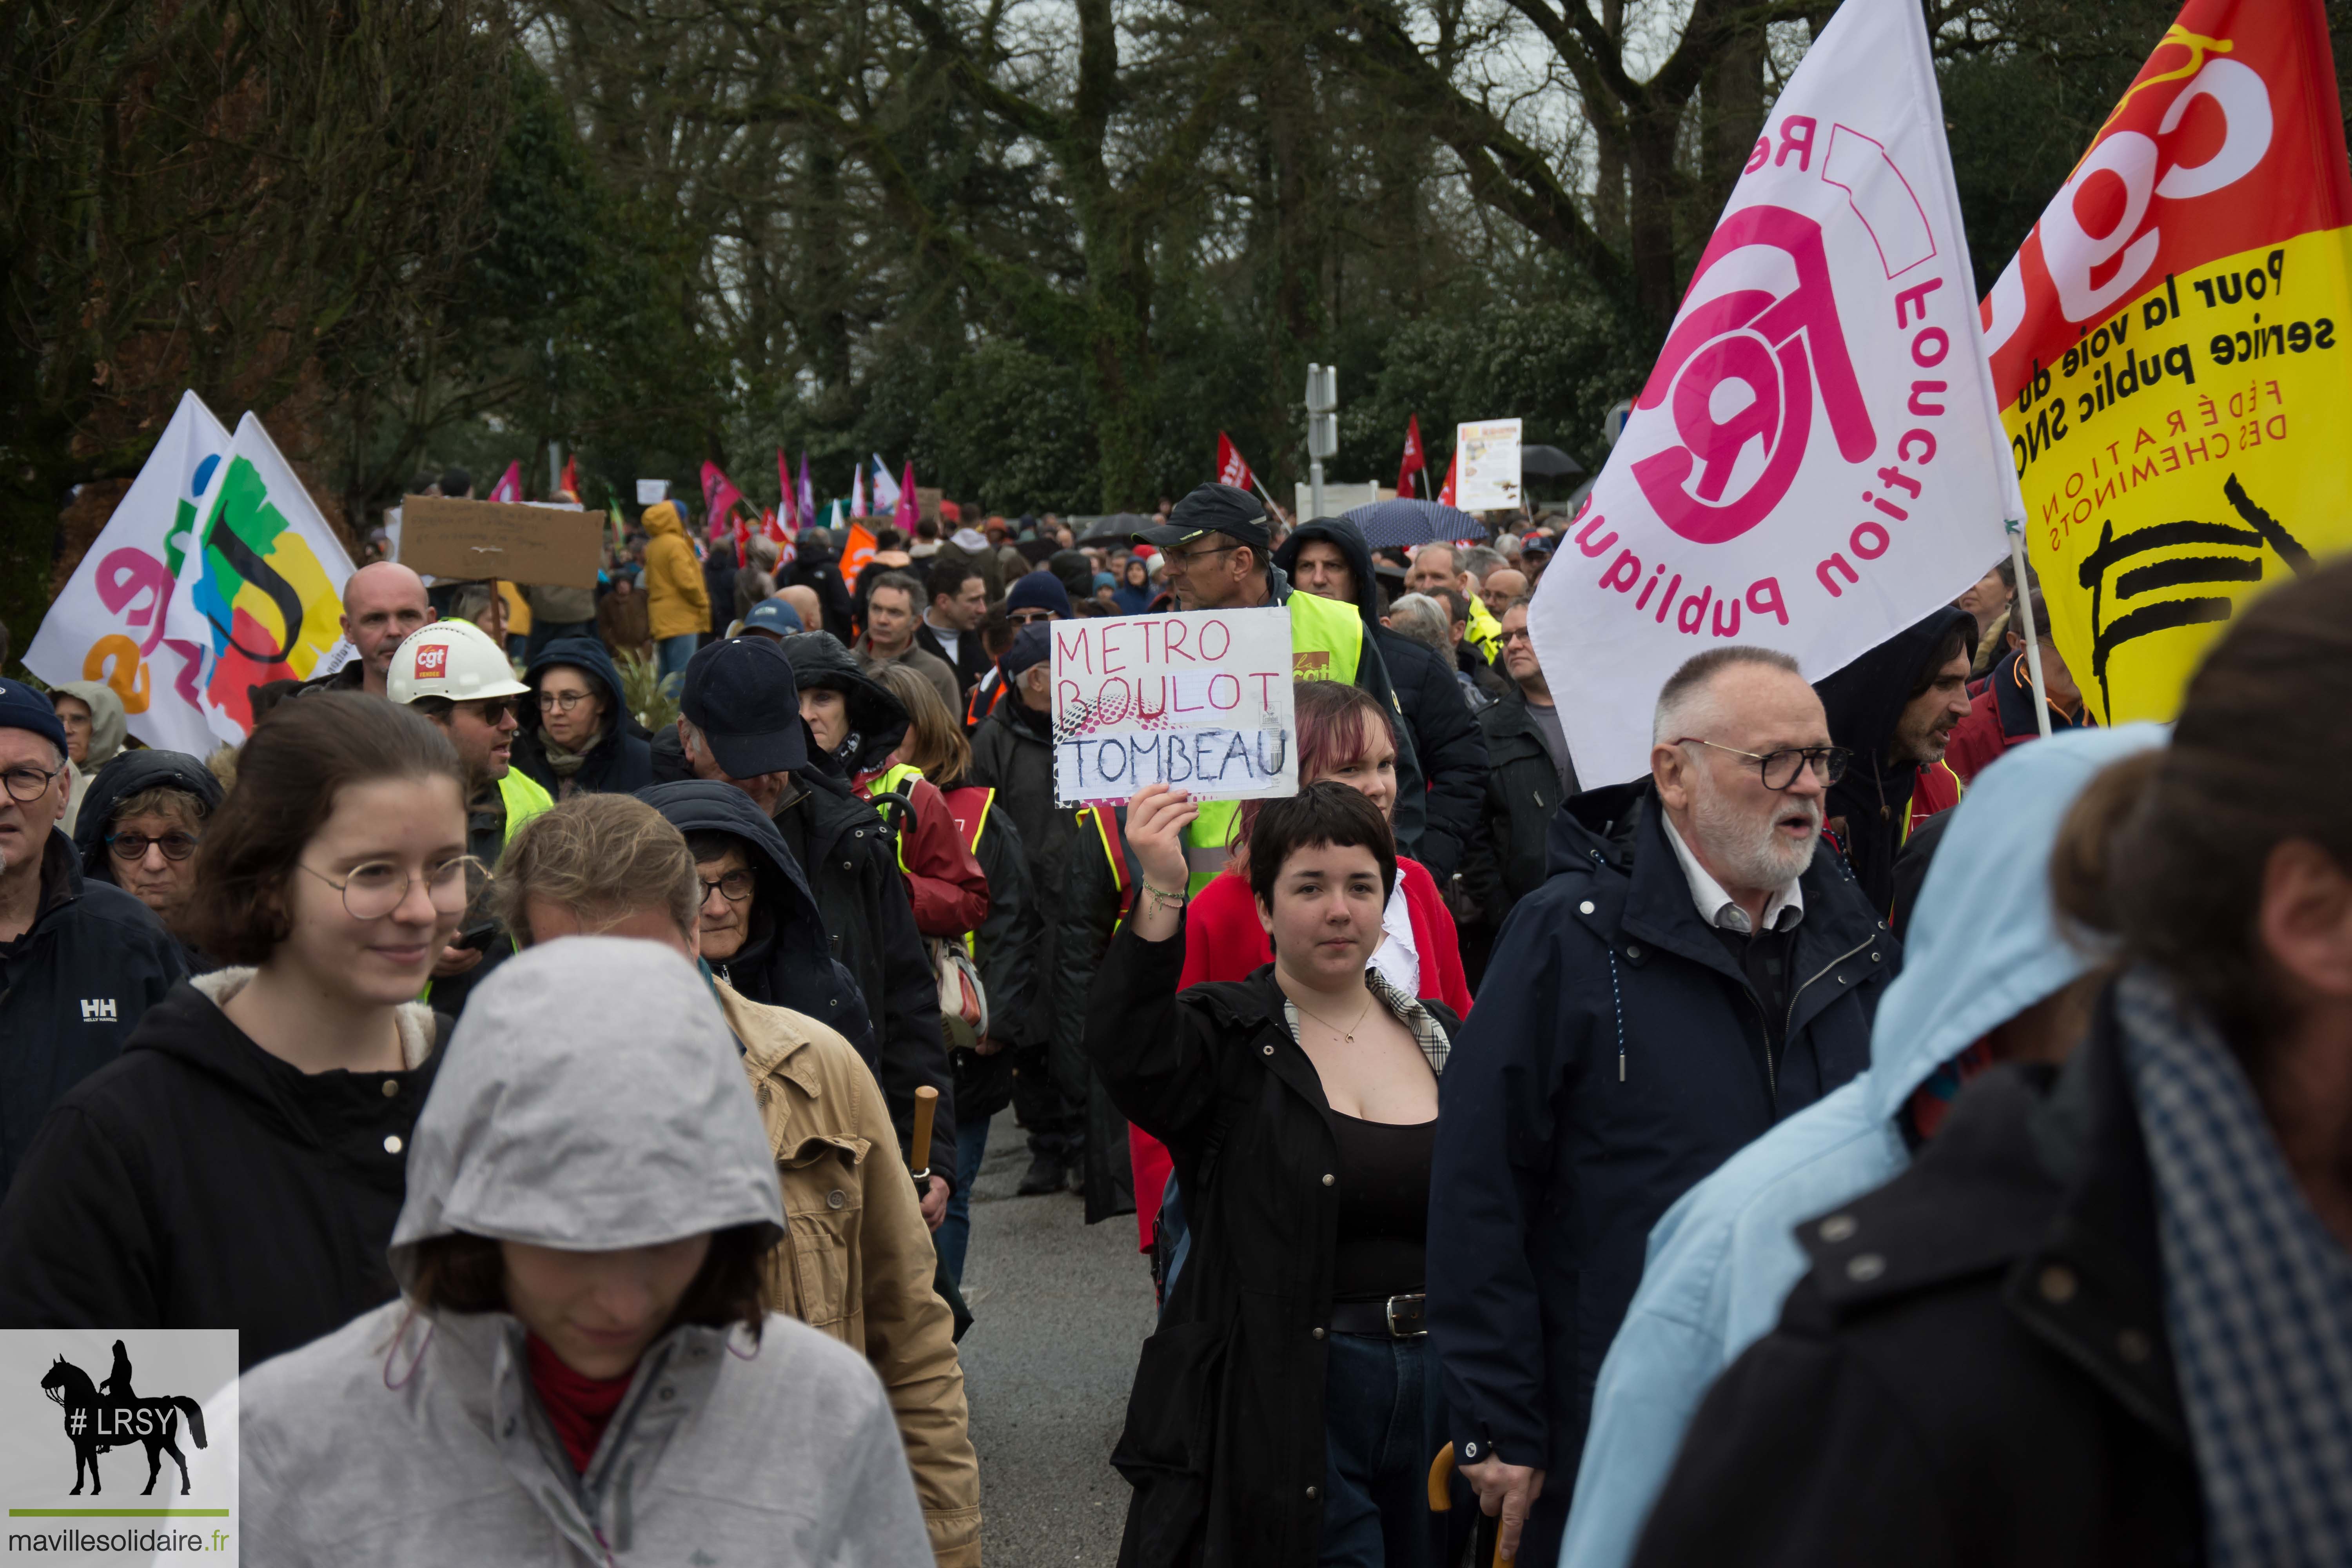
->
xmin=1527 ymin=0 xmax=2015 ymax=786
xmin=636 ymin=479 xmax=669 ymax=505
xmin=1051 ymin=607 xmax=1297 ymax=805
xmin=24 ymin=390 xmax=233 ymax=757
xmin=1455 ymin=419 xmax=1524 ymax=509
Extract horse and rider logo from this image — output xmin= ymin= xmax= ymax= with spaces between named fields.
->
xmin=37 ymin=1339 xmax=209 ymax=1496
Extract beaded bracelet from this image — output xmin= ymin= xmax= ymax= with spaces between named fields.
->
xmin=1136 ymin=878 xmax=1189 ymax=913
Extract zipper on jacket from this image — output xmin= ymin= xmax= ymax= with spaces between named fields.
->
xmin=1781 ymin=933 xmax=1876 ymax=1088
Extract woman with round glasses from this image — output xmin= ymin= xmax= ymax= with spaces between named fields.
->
xmin=0 ymin=693 xmax=475 ymax=1370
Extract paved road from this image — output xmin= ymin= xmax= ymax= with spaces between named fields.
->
xmin=957 ymin=1109 xmax=1156 ymax=1565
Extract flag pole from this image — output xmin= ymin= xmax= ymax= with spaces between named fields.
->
xmin=2006 ymin=521 xmax=2054 ymax=739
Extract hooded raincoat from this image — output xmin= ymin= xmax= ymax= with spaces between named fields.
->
xmin=237 ymin=939 xmax=929 ymax=1566
xmin=641 ymin=500 xmax=711 ymax=642
xmin=510 ymin=636 xmax=655 ymax=799
xmin=1559 ymin=724 xmax=2164 ymax=1568
xmin=1811 ymin=608 xmax=1976 ymax=915
xmin=51 ymin=679 xmax=128 ymax=834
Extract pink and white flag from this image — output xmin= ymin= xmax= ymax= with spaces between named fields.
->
xmin=488 ymin=461 xmax=523 ymax=504
xmin=1529 ymin=0 xmax=2016 ymax=785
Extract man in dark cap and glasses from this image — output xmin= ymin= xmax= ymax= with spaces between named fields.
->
xmin=1134 ymin=484 xmax=1426 ymax=868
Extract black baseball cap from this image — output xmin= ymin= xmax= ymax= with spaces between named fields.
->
xmin=679 ymin=637 xmax=808 ymax=779
xmin=1134 ymin=483 xmax=1271 ymax=555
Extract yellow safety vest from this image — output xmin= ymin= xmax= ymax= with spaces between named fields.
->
xmin=1181 ymin=589 xmax=1363 ymax=891
xmin=867 ymin=761 xmax=926 ymax=871
xmin=1465 ymin=594 xmax=1503 ymax=665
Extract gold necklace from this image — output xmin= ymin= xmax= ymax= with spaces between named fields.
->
xmin=1290 ymin=988 xmax=1376 ymax=1045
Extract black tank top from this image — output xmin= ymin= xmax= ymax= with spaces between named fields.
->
xmin=1327 ymin=1109 xmax=1437 ymax=1302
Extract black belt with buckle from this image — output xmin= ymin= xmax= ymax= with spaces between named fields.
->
xmin=1328 ymin=1293 xmax=1427 ymax=1339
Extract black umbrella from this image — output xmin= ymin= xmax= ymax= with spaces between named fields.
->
xmin=1341 ymin=497 xmax=1490 ymax=549
xmin=1076 ymin=512 xmax=1154 ymax=544
xmin=1014 ymin=538 xmax=1059 ymax=565
xmin=1520 ymin=444 xmax=1586 ymax=481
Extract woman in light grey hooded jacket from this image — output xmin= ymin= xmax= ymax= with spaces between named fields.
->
xmin=236 ymin=936 xmax=929 ymax=1566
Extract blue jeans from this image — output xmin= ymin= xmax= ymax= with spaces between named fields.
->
xmin=655 ymin=632 xmax=699 ymax=695
xmin=936 ymin=1112 xmax=993 ymax=1285
xmin=1319 ymin=1332 xmax=1445 ymax=1568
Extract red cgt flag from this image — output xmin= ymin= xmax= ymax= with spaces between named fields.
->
xmin=1436 ymin=446 xmax=1459 ymax=507
xmin=1215 ymin=431 xmax=1256 ymax=491
xmin=1396 ymin=415 xmax=1426 ymax=498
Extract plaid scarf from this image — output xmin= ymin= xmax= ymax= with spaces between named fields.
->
xmin=2118 ymin=967 xmax=2352 ymax=1566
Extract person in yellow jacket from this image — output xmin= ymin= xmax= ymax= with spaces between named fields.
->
xmin=642 ymin=498 xmax=710 ymax=687
xmin=388 ymin=618 xmax=551 ymax=1013
xmin=1134 ymin=484 xmax=1424 ymax=888
xmin=495 ymin=793 xmax=983 ymax=1568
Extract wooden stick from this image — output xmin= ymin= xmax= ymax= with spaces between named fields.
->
xmin=909 ymin=1085 xmax=939 ymax=1180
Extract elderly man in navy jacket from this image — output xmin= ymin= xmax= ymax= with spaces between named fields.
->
xmin=1428 ymin=646 xmax=1897 ymax=1563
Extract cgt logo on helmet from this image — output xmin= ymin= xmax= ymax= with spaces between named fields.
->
xmin=413 ymin=642 xmax=450 ymax=681
xmin=1571 ymin=110 xmax=1988 ymax=643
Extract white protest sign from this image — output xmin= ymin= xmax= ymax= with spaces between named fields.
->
xmin=1052 ymin=607 xmax=1297 ymax=806
xmin=636 ymin=479 xmax=670 ymax=505
xmin=24 ymin=390 xmax=232 ymax=757
xmin=1456 ymin=418 xmax=1524 ymax=509
xmin=1528 ymin=0 xmax=2014 ymax=786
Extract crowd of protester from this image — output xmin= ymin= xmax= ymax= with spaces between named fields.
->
xmin=4 ymin=468 xmax=2347 ymax=1568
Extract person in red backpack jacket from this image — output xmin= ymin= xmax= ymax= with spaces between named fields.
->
xmin=1129 ymin=678 xmax=1474 ymax=1255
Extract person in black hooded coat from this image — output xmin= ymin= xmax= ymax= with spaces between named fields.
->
xmin=1274 ymin=518 xmax=1488 ymax=887
xmin=508 ymin=635 xmax=655 ymax=799
xmin=69 ymin=748 xmax=225 ymax=975
xmin=1811 ymin=607 xmax=1978 ymax=917
xmin=790 ymin=536 xmax=857 ymax=639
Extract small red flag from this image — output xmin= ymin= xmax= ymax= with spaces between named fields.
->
xmin=1214 ymin=432 xmax=1256 ymax=492
xmin=1436 ymin=446 xmax=1459 ymax=508
xmin=1396 ymin=415 xmax=1426 ymax=499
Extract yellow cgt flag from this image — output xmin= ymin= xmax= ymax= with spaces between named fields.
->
xmin=1980 ymin=0 xmax=2352 ymax=725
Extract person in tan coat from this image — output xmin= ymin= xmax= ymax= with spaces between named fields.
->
xmin=494 ymin=792 xmax=982 ymax=1566
xmin=641 ymin=499 xmax=711 ymax=687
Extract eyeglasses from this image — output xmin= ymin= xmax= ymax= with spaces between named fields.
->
xmin=699 ymin=868 xmax=755 ymax=904
xmin=1007 ymin=608 xmax=1056 ymax=626
xmin=1499 ymin=627 xmax=1535 ymax=646
xmin=109 ymin=831 xmax=201 ymax=862
xmin=1675 ymin=738 xmax=1850 ymax=792
xmin=1 ymin=762 xmax=66 ymax=804
xmin=537 ymin=690 xmax=593 ymax=713
xmin=298 ymin=855 xmax=488 ymax=921
xmin=1161 ymin=542 xmax=1239 ymax=572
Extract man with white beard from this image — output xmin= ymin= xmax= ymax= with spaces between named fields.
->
xmin=1428 ymin=647 xmax=1899 ymax=1566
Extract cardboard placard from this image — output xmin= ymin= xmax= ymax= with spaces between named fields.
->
xmin=397 ymin=495 xmax=602 ymax=587
xmin=1051 ymin=606 xmax=1298 ymax=805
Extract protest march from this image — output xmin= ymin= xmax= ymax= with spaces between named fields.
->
xmin=6 ymin=0 xmax=2352 ymax=1563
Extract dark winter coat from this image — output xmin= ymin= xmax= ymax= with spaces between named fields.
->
xmin=916 ymin=619 xmax=991 ymax=699
xmin=1428 ymin=782 xmax=1894 ymax=1533
xmin=1088 ymin=920 xmax=1458 ymax=1568
xmin=1461 ymin=688 xmax=1578 ymax=930
xmin=1274 ymin=520 xmax=1487 ymax=886
xmin=643 ymin=731 xmax=955 ymax=1185
xmin=1812 ymin=606 xmax=1977 ymax=916
xmin=1631 ymin=987 xmax=2200 ymax=1568
xmin=509 ymin=635 xmax=655 ymax=799
xmin=635 ymin=780 xmax=876 ymax=1054
xmin=1055 ymin=802 xmax=1142 ymax=1224
xmin=0 ymin=975 xmax=443 ymax=1368
xmin=966 ymin=697 xmax=1084 ymax=1052
xmin=789 ymin=547 xmax=857 ymax=642
xmin=948 ymin=788 xmax=1033 ymax=1127
xmin=702 ymin=543 xmax=738 ymax=636
xmin=0 ymin=830 xmax=188 ymax=1193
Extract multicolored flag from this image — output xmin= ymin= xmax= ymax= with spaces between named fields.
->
xmin=1396 ymin=416 xmax=1427 ymax=499
xmin=1527 ymin=0 xmax=2015 ymax=786
xmin=25 ymin=390 xmax=232 ymax=755
xmin=489 ymin=462 xmax=523 ymax=504
xmin=608 ymin=496 xmax=627 ymax=555
xmin=1986 ymin=0 xmax=2352 ymax=725
xmin=871 ymin=456 xmax=901 ymax=514
xmin=162 ymin=411 xmax=359 ymax=742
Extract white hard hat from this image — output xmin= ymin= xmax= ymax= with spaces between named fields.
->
xmin=387 ymin=619 xmax=531 ymax=706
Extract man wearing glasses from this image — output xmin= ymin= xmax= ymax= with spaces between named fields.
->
xmin=1428 ymin=646 xmax=1897 ymax=1567
xmin=0 ymin=682 xmax=187 ymax=1193
xmin=388 ymin=618 xmax=552 ymax=1009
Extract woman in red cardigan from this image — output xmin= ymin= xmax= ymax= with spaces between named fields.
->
xmin=1131 ymin=679 xmax=1473 ymax=1252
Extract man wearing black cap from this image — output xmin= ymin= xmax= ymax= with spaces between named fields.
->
xmin=1135 ymin=483 xmax=1426 ymax=863
xmin=666 ymin=637 xmax=958 ymax=1216
xmin=0 ymin=680 xmax=187 ymax=1193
